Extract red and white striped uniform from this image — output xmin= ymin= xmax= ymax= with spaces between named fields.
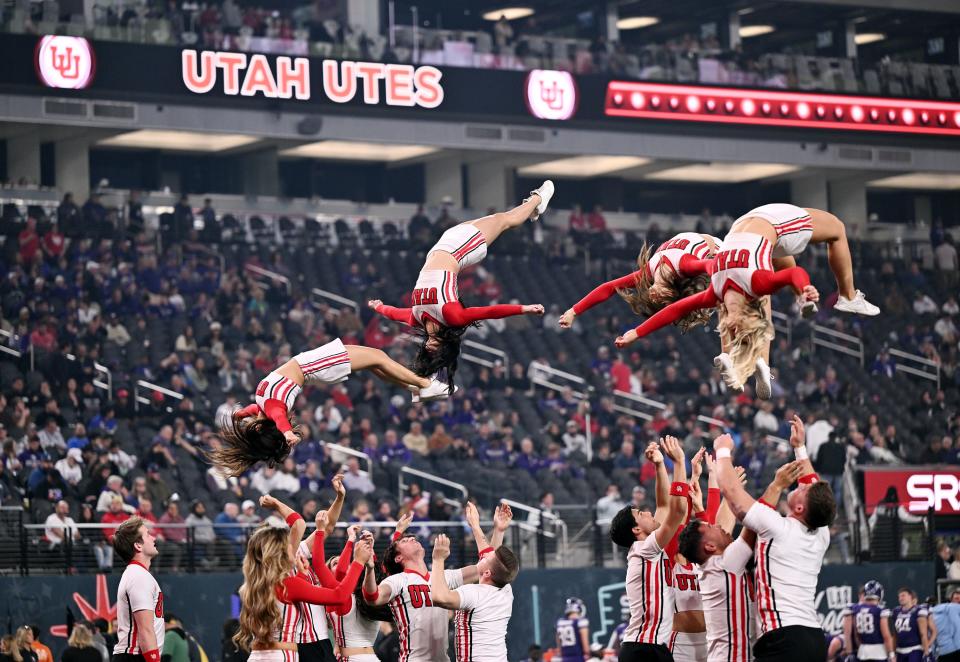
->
xmin=646 ymin=233 xmax=719 ymax=280
xmin=671 ymin=562 xmax=707 ymax=662
xmin=294 ymin=541 xmax=330 ymax=647
xmin=383 ymin=569 xmax=465 ymax=662
xmin=700 ymin=538 xmax=754 ymax=662
xmin=411 ymin=270 xmax=461 ymax=328
xmin=732 ymin=203 xmax=813 ymax=258
xmin=429 ymin=224 xmax=488 ymax=270
xmin=328 ymin=595 xmax=379 ymax=662
xmin=623 ymin=535 xmax=675 ymax=646
xmin=743 ymin=503 xmax=829 ymax=638
xmin=279 ymin=590 xmax=302 ymax=662
xmin=710 ymin=234 xmax=775 ymax=302
xmin=113 ymin=561 xmax=165 ymax=656
xmin=294 ymin=338 xmax=351 ymax=386
xmin=452 ymin=583 xmax=513 ymax=662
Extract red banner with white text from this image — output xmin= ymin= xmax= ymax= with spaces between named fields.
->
xmin=863 ymin=468 xmax=960 ymax=514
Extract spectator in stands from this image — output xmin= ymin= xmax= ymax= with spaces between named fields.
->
xmin=562 ymin=420 xmax=590 ymax=460
xmin=613 ymin=439 xmax=640 ymax=479
xmin=568 ymin=203 xmax=587 ymax=240
xmin=96 ymin=475 xmax=127 ymax=512
xmin=513 ymin=437 xmax=542 ymax=475
xmin=66 ymin=423 xmax=89 ymax=450
xmin=37 ymin=417 xmax=65 ymax=453
xmin=342 ymin=457 xmax=374 ymax=494
xmin=596 ymin=484 xmax=625 ymax=523
xmin=428 ymin=423 xmax=454 ymax=455
xmin=54 ymin=447 xmax=83 ymax=488
xmin=935 ymin=235 xmax=959 ymax=290
xmin=913 ymin=291 xmax=939 ymax=316
xmin=186 ymin=500 xmax=217 ymax=568
xmin=173 ymin=194 xmax=194 ymax=242
xmin=145 ymin=464 xmax=172 ymax=508
xmin=296 ymin=459 xmax=323 ymax=493
xmin=214 ymin=502 xmax=243 ymax=565
xmin=401 ymin=423 xmax=428 ymax=457
xmin=99 ymin=495 xmax=130 ymax=569
xmin=870 ymin=349 xmax=896 ymax=378
xmin=493 ymin=14 xmax=514 ymax=50
xmin=237 ymin=500 xmax=260 ymax=526
xmin=81 ymin=192 xmax=108 ymax=233
xmin=528 ymin=491 xmax=556 ymax=529
xmin=814 ymin=432 xmax=846 ymax=503
xmin=17 ymin=217 xmax=41 ymax=264
xmin=408 ymin=205 xmax=433 ymax=247
xmin=58 ymin=192 xmax=80 ymax=235
xmin=930 ymin=590 xmax=960 ymax=660
xmin=937 ymin=541 xmax=954 ymax=581
xmin=44 ymin=499 xmax=79 ymax=550
xmin=11 ymin=627 xmax=38 ymax=662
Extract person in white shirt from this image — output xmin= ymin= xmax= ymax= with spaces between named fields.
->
xmin=44 ymin=500 xmax=80 ymax=549
xmin=609 ymin=436 xmax=689 ymax=662
xmin=678 ymin=460 xmax=804 ymax=662
xmin=429 ymin=502 xmax=516 ymax=662
xmin=342 ymin=458 xmax=375 ymax=495
xmin=111 ymin=517 xmax=164 ymax=662
xmin=713 ymin=416 xmax=837 ymax=662
xmin=596 ymin=484 xmax=626 ymax=524
xmin=55 ymin=448 xmax=84 ymax=486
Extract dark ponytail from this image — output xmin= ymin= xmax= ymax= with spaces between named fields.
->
xmin=207 ymin=415 xmax=301 ymax=477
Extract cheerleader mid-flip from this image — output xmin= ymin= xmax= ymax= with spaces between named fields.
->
xmin=210 ymin=338 xmax=451 ymax=476
xmin=369 ymin=181 xmax=555 ymax=392
xmin=559 ymin=232 xmax=720 ymax=333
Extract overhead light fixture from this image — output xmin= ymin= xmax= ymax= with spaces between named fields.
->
xmin=645 ymin=162 xmax=799 ymax=183
xmin=868 ymin=173 xmax=960 ymax=190
xmin=518 ymin=155 xmax=650 ymax=178
xmin=96 ymin=130 xmax=260 ymax=152
xmin=482 ymin=7 xmax=534 ymax=21
xmin=739 ymin=24 xmax=775 ymax=38
xmin=279 ymin=141 xmax=439 ymax=162
xmin=855 ymin=32 xmax=886 ymax=45
xmin=616 ymin=16 xmax=660 ymax=30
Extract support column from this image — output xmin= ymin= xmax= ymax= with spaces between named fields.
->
xmin=467 ymin=159 xmax=509 ymax=212
xmin=914 ymin=195 xmax=932 ymax=227
xmin=842 ymin=20 xmax=857 ymax=59
xmin=54 ymin=137 xmax=90 ymax=199
xmin=725 ymin=10 xmax=741 ymax=50
xmin=790 ymin=173 xmax=829 ymax=210
xmin=603 ymin=1 xmax=619 ymax=41
xmin=829 ymin=176 xmax=869 ymax=236
xmin=239 ymin=148 xmax=280 ymax=196
xmin=425 ymin=155 xmax=464 ymax=208
xmin=346 ymin=0 xmax=381 ymax=41
xmin=6 ymin=132 xmax=41 ymax=186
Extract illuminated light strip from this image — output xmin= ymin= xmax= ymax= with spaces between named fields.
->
xmin=604 ymin=81 xmax=960 ymax=137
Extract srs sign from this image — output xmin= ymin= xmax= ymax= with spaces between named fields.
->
xmin=864 ymin=469 xmax=960 ymax=514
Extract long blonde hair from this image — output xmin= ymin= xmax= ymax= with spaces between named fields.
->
xmin=68 ymin=624 xmax=93 ymax=649
xmin=234 ymin=525 xmax=293 ymax=651
xmin=717 ymin=297 xmax=774 ymax=387
xmin=1 ymin=635 xmax=20 ymax=662
xmin=617 ymin=243 xmax=714 ymax=333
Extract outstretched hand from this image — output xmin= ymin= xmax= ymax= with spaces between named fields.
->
xmin=558 ymin=309 xmax=577 ymax=329
xmin=712 ymin=434 xmax=735 ymax=453
xmin=353 ymin=539 xmax=372 ymax=565
xmin=690 ymin=447 xmax=706 ymax=483
xmin=493 ymin=502 xmax=513 ymax=531
xmin=396 ymin=510 xmax=414 ymax=534
xmin=432 ymin=534 xmax=451 ymax=561
xmin=284 ymin=430 xmax=300 ymax=448
xmin=523 ymin=304 xmax=545 ymax=315
xmin=464 ymin=501 xmax=481 ymax=531
xmin=774 ymin=460 xmax=804 ymax=488
xmin=660 ymin=436 xmax=684 ymax=463
xmin=644 ymin=441 xmax=663 ymax=465
xmin=315 ymin=509 xmax=329 ymax=533
xmin=331 ymin=473 xmax=346 ymax=497
xmin=367 ymin=299 xmax=383 ymax=310
xmin=259 ymin=494 xmax=280 ymax=511
xmin=615 ymin=330 xmax=638 ymax=348
xmin=789 ymin=415 xmax=806 ymax=449
xmin=800 ymin=285 xmax=819 ymax=302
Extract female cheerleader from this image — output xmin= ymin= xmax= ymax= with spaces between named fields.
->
xmin=233 ymin=495 xmax=372 ymax=662
xmin=369 ymin=181 xmax=555 ymax=392
xmin=210 ymin=339 xmax=451 ymax=476
xmin=558 ymin=232 xmax=720 ymax=333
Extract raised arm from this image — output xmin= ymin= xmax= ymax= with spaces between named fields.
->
xmin=653 ymin=436 xmax=688 ymax=549
xmin=442 ymin=302 xmax=541 ymax=325
xmin=759 ymin=460 xmax=804 ymax=510
xmin=715 ymin=466 xmax=746 ymax=534
xmin=676 ymin=254 xmax=712 ymax=278
xmin=281 ymin=546 xmax=367 ymax=606
xmin=787 ymin=415 xmax=819 ymax=484
xmin=703 ymin=452 xmax=721 ymax=525
xmin=689 ymin=447 xmax=706 ymax=516
xmin=561 ymin=271 xmax=643 ymax=327
xmin=260 ymin=494 xmax=306 ymax=557
xmin=644 ymin=442 xmax=669 ymax=520
xmin=326 ymin=473 xmax=346 ymax=534
xmin=361 ymin=563 xmax=393 ymax=607
xmin=369 ymin=300 xmax=415 ymax=326
xmin=489 ymin=502 xmax=513 ymax=550
xmin=233 ymin=404 xmax=261 ymax=420
xmin=429 ymin=534 xmax=460 ymax=609
xmin=712 ymin=435 xmax=755 ymax=522
xmin=616 ymin=288 xmax=719 ymax=347
xmin=750 ymin=267 xmax=815 ymax=297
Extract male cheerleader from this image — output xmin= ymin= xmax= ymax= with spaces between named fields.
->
xmin=111 ymin=517 xmax=164 ymax=662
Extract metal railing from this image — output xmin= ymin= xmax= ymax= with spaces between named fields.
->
xmin=64 ymin=352 xmax=113 ymax=399
xmin=812 ymin=324 xmax=864 ymax=366
xmin=0 ymin=327 xmax=28 ymax=365
xmin=500 ymin=498 xmax=569 ymax=567
xmin=528 ymin=362 xmax=589 ymax=399
xmin=889 ymin=347 xmax=940 ymax=389
xmin=771 ymin=309 xmax=792 ymax=344
xmin=244 ymin=264 xmax=292 ymax=296
xmin=325 ymin=442 xmax=373 ymax=477
xmin=134 ymin=379 xmax=184 ymax=411
xmin=461 ymin=339 xmax=510 ymax=370
xmin=399 ymin=467 xmax=467 ymax=512
xmin=311 ymin=287 xmax=360 ymax=313
xmin=611 ymin=389 xmax=666 ymax=422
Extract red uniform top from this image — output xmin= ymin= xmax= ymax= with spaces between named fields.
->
xmin=277 ymin=529 xmax=363 ymax=607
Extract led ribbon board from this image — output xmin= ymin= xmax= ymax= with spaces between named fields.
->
xmin=605 ymin=81 xmax=960 ymax=137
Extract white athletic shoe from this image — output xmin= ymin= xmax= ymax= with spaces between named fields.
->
xmin=754 ymin=358 xmax=773 ymax=400
xmin=798 ymin=297 xmax=818 ymax=319
xmin=412 ymin=377 xmax=459 ymax=403
xmin=526 ymin=180 xmax=554 ymax=220
xmin=713 ymin=353 xmax=742 ymax=391
xmin=834 ymin=290 xmax=880 ymax=316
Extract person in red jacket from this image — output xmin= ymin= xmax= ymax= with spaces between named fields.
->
xmin=369 ymin=181 xmax=555 ymax=394
xmin=232 ymin=495 xmax=371 ymax=662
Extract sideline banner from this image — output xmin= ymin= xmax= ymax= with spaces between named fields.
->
xmin=0 ymin=562 xmax=932 ymax=661
xmin=863 ymin=467 xmax=960 ymax=514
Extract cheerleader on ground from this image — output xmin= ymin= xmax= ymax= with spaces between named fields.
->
xmin=233 ymin=495 xmax=373 ymax=662
xmin=369 ymin=181 xmax=555 ymax=393
xmin=210 ymin=339 xmax=450 ymax=476
xmin=559 ymin=232 xmax=721 ymax=333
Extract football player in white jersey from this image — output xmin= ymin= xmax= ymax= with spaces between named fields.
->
xmin=678 ymin=460 xmax=804 ymax=662
xmin=112 ymin=517 xmax=164 ymax=662
xmin=609 ymin=436 xmax=689 ymax=662
xmin=713 ymin=418 xmax=837 ymax=662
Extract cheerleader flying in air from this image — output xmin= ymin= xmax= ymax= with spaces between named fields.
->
xmin=615 ymin=204 xmax=879 ymax=397
xmin=559 ymin=232 xmax=721 ymax=333
xmin=210 ymin=338 xmax=451 ymax=476
xmin=369 ymin=181 xmax=555 ymax=392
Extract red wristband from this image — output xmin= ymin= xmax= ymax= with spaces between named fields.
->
xmin=362 ymin=589 xmax=379 ymax=602
xmin=798 ymin=473 xmax=819 ymax=485
xmin=478 ymin=546 xmax=494 ymax=558
xmin=143 ymin=649 xmax=161 ymax=662
xmin=670 ymin=482 xmax=689 ymax=497
xmin=392 ymin=530 xmax=403 ymax=542
xmin=285 ymin=512 xmax=303 ymax=527
xmin=757 ymin=498 xmax=776 ymax=509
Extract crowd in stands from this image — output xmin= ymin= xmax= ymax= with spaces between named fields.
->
xmin=0 ymin=186 xmax=957 ymax=573
xmin=4 ymin=0 xmax=959 ymax=99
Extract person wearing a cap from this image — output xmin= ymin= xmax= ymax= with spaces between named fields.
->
xmin=237 ymin=500 xmax=261 ymax=526
xmin=55 ymin=448 xmax=84 ymax=487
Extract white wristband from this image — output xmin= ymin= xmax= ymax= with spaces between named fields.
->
xmin=716 ymin=448 xmax=732 ymax=460
xmin=794 ymin=446 xmax=808 ymax=461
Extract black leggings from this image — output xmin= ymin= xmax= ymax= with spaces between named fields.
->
xmin=619 ymin=642 xmax=674 ymax=662
xmin=754 ymin=626 xmax=826 ymax=662
xmin=297 ymin=639 xmax=336 ymax=662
